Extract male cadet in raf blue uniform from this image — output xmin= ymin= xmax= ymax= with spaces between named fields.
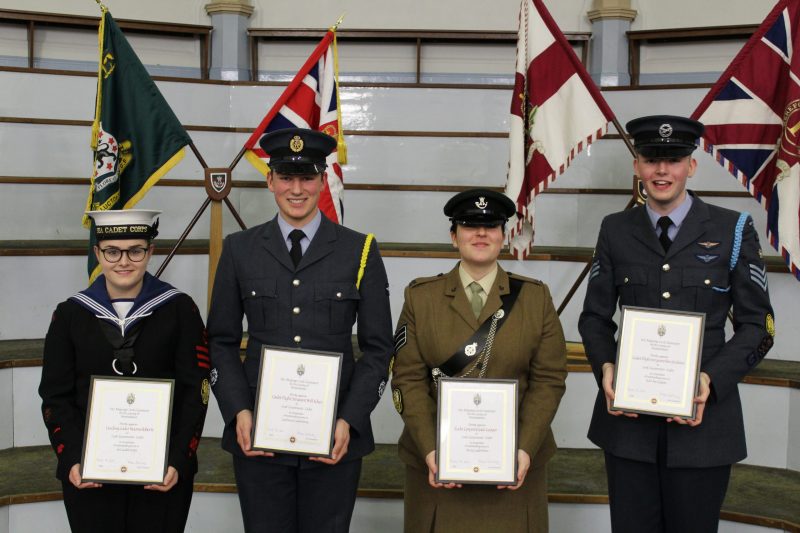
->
xmin=579 ymin=115 xmax=775 ymax=533
xmin=207 ymin=128 xmax=394 ymax=533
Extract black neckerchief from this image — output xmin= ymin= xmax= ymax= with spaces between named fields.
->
xmin=97 ymin=319 xmax=144 ymax=375
xmin=437 ymin=277 xmax=523 ymax=377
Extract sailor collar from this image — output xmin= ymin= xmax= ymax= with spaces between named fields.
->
xmin=69 ymin=272 xmax=182 ymax=336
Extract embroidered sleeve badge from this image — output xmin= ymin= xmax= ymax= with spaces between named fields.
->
xmin=392 ymin=388 xmax=403 ymax=414
xmin=766 ymin=313 xmax=775 ymax=337
xmin=201 ymin=378 xmax=210 ymax=405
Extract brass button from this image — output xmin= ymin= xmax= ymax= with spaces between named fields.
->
xmin=251 ymin=290 xmax=256 ymax=296
xmin=336 ymin=292 xmax=342 ymax=298
xmin=704 ymin=279 xmax=711 ymax=285
xmin=293 ymin=335 xmax=301 ymax=343
xmin=624 ymin=277 xmax=629 ymax=284
xmin=662 ymin=264 xmax=670 ymax=272
xmin=292 ymin=307 xmax=300 ymax=315
xmin=292 ymin=279 xmax=300 ymax=287
xmin=662 ymin=291 xmax=671 ymax=300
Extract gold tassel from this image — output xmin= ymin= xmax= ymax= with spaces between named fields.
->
xmin=332 ymin=23 xmax=347 ymax=165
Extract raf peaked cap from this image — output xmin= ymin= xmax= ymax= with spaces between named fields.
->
xmin=444 ymin=188 xmax=518 ymax=227
xmin=259 ymin=127 xmax=336 ymax=175
xmin=86 ymin=209 xmax=160 ymax=240
xmin=626 ymin=115 xmax=704 ymax=158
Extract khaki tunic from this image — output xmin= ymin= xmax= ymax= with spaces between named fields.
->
xmin=391 ymin=265 xmax=568 ymax=532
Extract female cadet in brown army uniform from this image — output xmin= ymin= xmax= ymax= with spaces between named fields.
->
xmin=39 ymin=210 xmax=209 ymax=533
xmin=391 ymin=189 xmax=568 ymax=532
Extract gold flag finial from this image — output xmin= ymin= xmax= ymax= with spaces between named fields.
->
xmin=331 ymin=12 xmax=346 ymax=31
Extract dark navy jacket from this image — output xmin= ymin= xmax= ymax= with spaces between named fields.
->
xmin=579 ymin=193 xmax=774 ymax=468
xmin=207 ymin=213 xmax=394 ymax=467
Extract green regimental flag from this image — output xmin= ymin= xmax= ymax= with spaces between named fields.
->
xmin=84 ymin=8 xmax=191 ymax=282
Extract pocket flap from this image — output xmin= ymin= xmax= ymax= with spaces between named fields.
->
xmin=614 ymin=266 xmax=647 ymax=286
xmin=682 ymin=268 xmax=727 ymax=289
xmin=314 ymin=282 xmax=360 ymax=301
xmin=240 ymin=278 xmax=277 ymax=299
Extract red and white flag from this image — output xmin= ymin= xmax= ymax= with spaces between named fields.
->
xmin=505 ymin=0 xmax=615 ymax=258
xmin=243 ymin=30 xmax=346 ymax=223
xmin=692 ymin=0 xmax=800 ymax=280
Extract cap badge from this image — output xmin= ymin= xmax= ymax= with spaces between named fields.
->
xmin=659 ymin=124 xmax=673 ymax=138
xmin=475 ymin=197 xmax=488 ymax=209
xmin=289 ymin=135 xmax=304 ymax=153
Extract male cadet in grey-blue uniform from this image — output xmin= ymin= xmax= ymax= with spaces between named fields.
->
xmin=579 ymin=115 xmax=775 ymax=533
xmin=207 ymin=128 xmax=394 ymax=533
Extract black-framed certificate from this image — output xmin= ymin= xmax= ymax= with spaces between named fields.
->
xmin=252 ymin=345 xmax=343 ymax=457
xmin=436 ymin=378 xmax=518 ymax=485
xmin=612 ymin=306 xmax=705 ymax=418
xmin=81 ymin=376 xmax=174 ymax=485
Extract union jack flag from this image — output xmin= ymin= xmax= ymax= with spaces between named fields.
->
xmin=692 ymin=0 xmax=800 ymax=280
xmin=243 ymin=30 xmax=346 ymax=223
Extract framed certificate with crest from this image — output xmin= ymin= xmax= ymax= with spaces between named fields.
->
xmin=612 ymin=306 xmax=705 ymax=418
xmin=81 ymin=376 xmax=174 ymax=484
xmin=252 ymin=346 xmax=343 ymax=457
xmin=436 ymin=378 xmax=518 ymax=485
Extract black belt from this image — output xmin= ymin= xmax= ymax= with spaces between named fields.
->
xmin=436 ymin=277 xmax=522 ymax=378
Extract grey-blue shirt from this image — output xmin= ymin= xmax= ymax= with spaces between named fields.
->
xmin=276 ymin=209 xmax=322 ymax=255
xmin=646 ymin=193 xmax=693 ymax=241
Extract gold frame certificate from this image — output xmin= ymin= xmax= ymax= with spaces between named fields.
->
xmin=613 ymin=306 xmax=705 ymax=418
xmin=252 ymin=346 xmax=342 ymax=457
xmin=81 ymin=376 xmax=174 ymax=485
xmin=436 ymin=378 xmax=518 ymax=485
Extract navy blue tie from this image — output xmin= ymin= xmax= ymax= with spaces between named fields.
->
xmin=657 ymin=216 xmax=672 ymax=252
xmin=289 ymin=229 xmax=305 ymax=267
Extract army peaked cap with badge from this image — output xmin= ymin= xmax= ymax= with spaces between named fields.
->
xmin=444 ymin=188 xmax=518 ymax=227
xmin=626 ymin=115 xmax=704 ymax=158
xmin=259 ymin=127 xmax=336 ymax=175
xmin=86 ymin=209 xmax=160 ymax=241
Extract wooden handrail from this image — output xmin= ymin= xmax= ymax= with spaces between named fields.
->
xmin=0 ymin=176 xmax=755 ymax=199
xmin=0 ymin=8 xmax=212 ymax=79
xmin=248 ymin=28 xmax=591 ymax=83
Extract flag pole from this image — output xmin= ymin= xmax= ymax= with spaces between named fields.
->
xmin=555 ymin=118 xmax=638 ymax=316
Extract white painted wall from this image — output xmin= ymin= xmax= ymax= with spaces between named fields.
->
xmin=629 ymin=0 xmax=774 ymax=31
xmin=0 ymin=0 xmax=591 ymax=32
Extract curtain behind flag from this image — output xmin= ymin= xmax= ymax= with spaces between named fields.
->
xmin=243 ymin=30 xmax=346 ymax=224
xmin=85 ymin=9 xmax=191 ymax=281
xmin=692 ymin=0 xmax=800 ymax=281
xmin=505 ymin=0 xmax=615 ymax=258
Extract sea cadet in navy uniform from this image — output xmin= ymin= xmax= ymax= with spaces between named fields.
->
xmin=579 ymin=116 xmax=775 ymax=533
xmin=39 ymin=209 xmax=209 ymax=533
xmin=207 ymin=128 xmax=394 ymax=533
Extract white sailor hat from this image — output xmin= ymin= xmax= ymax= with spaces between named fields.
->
xmin=86 ymin=209 xmax=161 ymax=240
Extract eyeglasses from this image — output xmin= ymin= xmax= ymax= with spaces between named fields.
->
xmin=99 ymin=247 xmax=149 ymax=263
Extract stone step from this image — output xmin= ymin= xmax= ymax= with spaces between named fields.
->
xmin=1 ymin=440 xmax=797 ymax=531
